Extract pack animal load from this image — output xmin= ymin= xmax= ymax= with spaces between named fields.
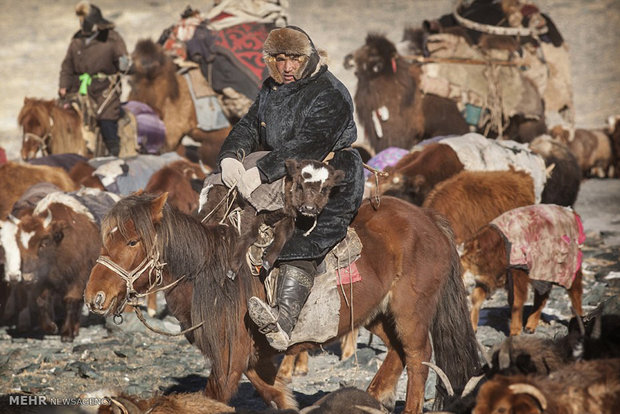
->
xmin=400 ymin=0 xmax=574 ymax=137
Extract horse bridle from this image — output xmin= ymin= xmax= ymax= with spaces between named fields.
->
xmin=23 ymin=131 xmax=51 ymax=156
xmin=94 ymin=237 xmax=203 ymax=336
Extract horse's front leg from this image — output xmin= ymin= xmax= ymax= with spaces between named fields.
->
xmin=245 ymin=355 xmax=297 ymax=410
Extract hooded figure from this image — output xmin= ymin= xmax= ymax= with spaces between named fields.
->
xmin=58 ymin=2 xmax=128 ymax=156
xmin=217 ymin=26 xmax=364 ymax=351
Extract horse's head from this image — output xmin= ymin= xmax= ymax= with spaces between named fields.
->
xmin=18 ymin=98 xmax=52 ymax=160
xmin=343 ymin=33 xmax=399 ymax=80
xmin=84 ymin=192 xmax=168 ymax=317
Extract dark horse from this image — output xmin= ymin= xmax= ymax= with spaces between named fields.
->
xmin=83 ymin=192 xmax=480 ymax=413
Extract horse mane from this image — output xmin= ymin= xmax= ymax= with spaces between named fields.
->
xmin=102 ymin=193 xmax=256 ymax=395
xmin=18 ymin=97 xmax=84 ymax=155
xmin=18 ymin=98 xmax=52 ymax=133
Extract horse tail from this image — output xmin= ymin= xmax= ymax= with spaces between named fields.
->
xmin=426 ymin=210 xmax=482 ymax=407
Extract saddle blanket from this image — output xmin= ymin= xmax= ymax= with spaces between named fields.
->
xmin=286 ymin=227 xmax=363 ymax=345
xmin=491 ymin=204 xmax=585 ymax=289
xmin=184 ymin=72 xmax=231 ymax=132
xmin=440 ymin=133 xmax=547 ymax=203
xmin=122 ymin=101 xmax=166 ymax=155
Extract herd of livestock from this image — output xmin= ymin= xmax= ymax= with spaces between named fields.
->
xmin=2 ymin=1 xmax=620 ymax=413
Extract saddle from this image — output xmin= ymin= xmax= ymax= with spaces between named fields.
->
xmin=265 ymin=227 xmax=363 ymax=346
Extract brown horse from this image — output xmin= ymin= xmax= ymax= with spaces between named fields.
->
xmin=84 ymin=193 xmax=480 ymax=413
xmin=128 ymin=39 xmax=232 ymax=169
xmin=18 ymin=97 xmax=87 ymax=160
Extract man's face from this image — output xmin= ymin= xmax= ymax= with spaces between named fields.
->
xmin=275 ymin=54 xmax=305 ymax=84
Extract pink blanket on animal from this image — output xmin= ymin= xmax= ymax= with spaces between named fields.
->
xmin=491 ymin=204 xmax=586 ymax=289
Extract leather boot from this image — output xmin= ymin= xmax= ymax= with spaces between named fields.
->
xmin=248 ymin=263 xmax=314 ymax=351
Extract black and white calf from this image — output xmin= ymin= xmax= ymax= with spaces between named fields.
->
xmin=229 ymin=159 xmax=345 ymax=278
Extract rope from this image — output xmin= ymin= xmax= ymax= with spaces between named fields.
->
xmin=403 ymin=55 xmax=520 ymax=67
xmin=133 ymin=304 xmax=204 ymax=337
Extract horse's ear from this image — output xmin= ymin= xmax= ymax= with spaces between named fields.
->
xmin=150 ymin=193 xmax=169 ymax=224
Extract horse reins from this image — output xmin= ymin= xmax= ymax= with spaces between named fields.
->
xmin=95 ymin=239 xmax=204 ymax=336
xmin=24 ymin=131 xmax=51 ymax=157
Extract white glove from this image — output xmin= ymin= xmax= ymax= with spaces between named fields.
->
xmin=237 ymin=167 xmax=262 ymax=199
xmin=220 ymin=157 xmax=245 ymax=188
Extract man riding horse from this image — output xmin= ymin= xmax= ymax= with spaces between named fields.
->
xmin=58 ymin=2 xmax=129 ymax=156
xmin=217 ymin=26 xmax=365 ymax=350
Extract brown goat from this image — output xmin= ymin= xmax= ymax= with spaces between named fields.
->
xmin=461 ymin=205 xmax=584 ymax=336
xmin=0 ymin=162 xmax=78 ymax=219
xmin=229 ymin=159 xmax=344 ymax=278
xmin=472 ymin=358 xmax=620 ymax=414
xmin=422 ymin=168 xmax=535 ymax=244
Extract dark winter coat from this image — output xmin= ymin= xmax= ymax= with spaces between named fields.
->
xmin=218 ymin=64 xmax=365 ymax=262
xmin=59 ymin=29 xmax=127 ymax=121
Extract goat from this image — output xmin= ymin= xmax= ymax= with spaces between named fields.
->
xmin=549 ymin=125 xmax=613 ymax=178
xmin=471 ymin=358 xmax=620 ymax=414
xmin=229 ymin=159 xmax=344 ymax=278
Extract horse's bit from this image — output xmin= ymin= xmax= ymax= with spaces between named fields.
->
xmin=95 ymin=241 xmax=203 ymax=336
xmin=23 ymin=131 xmax=51 ymax=157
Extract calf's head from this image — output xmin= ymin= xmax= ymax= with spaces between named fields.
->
xmin=284 ymin=159 xmax=345 ymax=217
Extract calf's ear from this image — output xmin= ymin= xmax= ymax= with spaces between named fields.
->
xmin=150 ymin=192 xmax=169 ymax=224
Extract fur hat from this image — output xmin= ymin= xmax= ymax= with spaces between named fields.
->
xmin=263 ymin=26 xmax=321 ymax=84
xmin=75 ymin=1 xmax=114 ymax=31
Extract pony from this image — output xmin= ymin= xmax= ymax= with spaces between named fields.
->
xmin=18 ymin=97 xmax=87 ymax=160
xmin=84 ymin=192 xmax=481 ymax=413
xmin=128 ymin=39 xmax=232 ymax=169
xmin=144 ymin=159 xmax=208 ymax=215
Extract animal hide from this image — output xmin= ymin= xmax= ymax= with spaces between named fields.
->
xmin=419 ymin=33 xmax=544 ymax=126
xmin=491 ymin=204 xmax=585 ymax=288
xmin=440 ymin=133 xmax=547 ymax=202
xmin=89 ymin=152 xmax=184 ymax=195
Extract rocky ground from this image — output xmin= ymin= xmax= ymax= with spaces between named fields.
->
xmin=1 ymin=178 xmax=619 ymax=414
xmin=0 ymin=1 xmax=619 ymax=413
